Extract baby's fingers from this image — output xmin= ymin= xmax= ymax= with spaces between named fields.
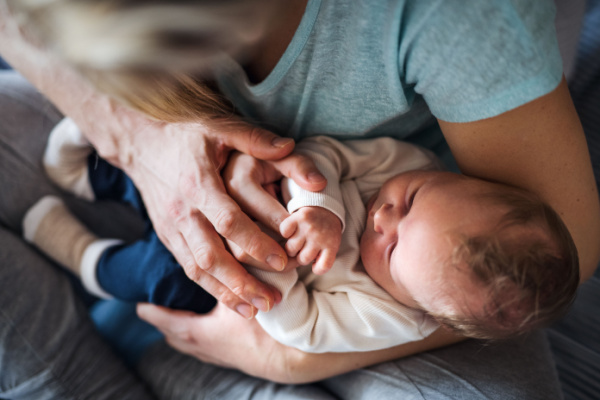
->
xmin=312 ymin=249 xmax=336 ymax=275
xmin=280 ymin=217 xmax=297 ymax=239
xmin=285 ymin=236 xmax=306 ymax=258
xmin=296 ymin=244 xmax=320 ymax=266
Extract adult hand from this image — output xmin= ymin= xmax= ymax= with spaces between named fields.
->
xmin=137 ymin=302 xmax=464 ymax=384
xmin=222 ymin=152 xmax=328 ymax=270
xmin=0 ymin=0 xmax=331 ymax=318
xmin=137 ymin=302 xmax=300 ymax=381
xmin=112 ymin=114 xmax=326 ymax=318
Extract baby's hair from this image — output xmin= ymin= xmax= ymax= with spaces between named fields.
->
xmin=431 ymin=187 xmax=579 ymax=340
xmin=7 ymin=0 xmax=274 ymax=121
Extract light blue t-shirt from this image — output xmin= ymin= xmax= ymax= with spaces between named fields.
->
xmin=216 ymin=0 xmax=562 ymax=165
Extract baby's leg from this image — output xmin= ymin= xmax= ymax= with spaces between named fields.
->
xmin=22 ymin=195 xmax=119 ymax=299
xmin=43 ymin=118 xmax=146 ymax=214
xmin=43 ymin=118 xmax=96 ymax=200
xmin=23 ymin=196 xmax=216 ymax=313
xmin=96 ymin=230 xmax=216 ymax=314
xmin=0 ymin=71 xmax=154 ymax=399
xmin=88 ymin=155 xmax=147 ymax=216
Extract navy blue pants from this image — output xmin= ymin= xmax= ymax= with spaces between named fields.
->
xmin=89 ymin=154 xmax=216 ymax=314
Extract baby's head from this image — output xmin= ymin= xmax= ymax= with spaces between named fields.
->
xmin=360 ymin=171 xmax=579 ymax=340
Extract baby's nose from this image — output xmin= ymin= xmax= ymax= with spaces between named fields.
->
xmin=373 ymin=203 xmax=397 ymax=234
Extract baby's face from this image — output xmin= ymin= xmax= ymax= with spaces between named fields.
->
xmin=360 ymin=171 xmax=504 ymax=316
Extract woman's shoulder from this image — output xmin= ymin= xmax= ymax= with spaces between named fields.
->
xmin=399 ymin=0 xmax=563 ymax=123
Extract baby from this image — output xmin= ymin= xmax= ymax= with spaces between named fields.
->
xmin=23 ymin=118 xmax=579 ymax=353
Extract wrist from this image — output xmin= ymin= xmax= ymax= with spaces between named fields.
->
xmin=287 ymin=199 xmax=345 ymax=232
xmin=0 ymin=4 xmax=149 ymax=172
xmin=77 ymin=96 xmax=146 ymax=170
xmin=307 ymin=206 xmax=343 ymax=229
xmin=262 ymin=346 xmax=314 ymax=384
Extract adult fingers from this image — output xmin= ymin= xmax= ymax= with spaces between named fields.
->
xmin=137 ymin=303 xmax=198 ymax=340
xmin=218 ymin=123 xmax=327 ymax=190
xmin=137 ymin=304 xmax=206 ymax=361
xmin=136 ymin=303 xmax=220 ymax=358
xmin=166 ymin=227 xmax=270 ymax=316
xmin=137 ymin=303 xmax=267 ymax=369
xmin=270 ymin=153 xmax=327 ymax=192
xmin=224 ymin=152 xmax=290 ymax=232
xmin=217 ymin=122 xmax=296 ymax=161
xmin=182 ymin=168 xmax=289 ymax=272
xmin=232 ymin=176 xmax=290 ymax=232
xmin=179 ymin=214 xmax=282 ymax=313
xmin=226 ymin=238 xmax=283 ymax=274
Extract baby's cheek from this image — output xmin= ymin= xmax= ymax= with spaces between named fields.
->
xmin=386 ymin=255 xmax=425 ymax=310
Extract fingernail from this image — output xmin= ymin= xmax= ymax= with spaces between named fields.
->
xmin=307 ymin=172 xmax=326 ymax=183
xmin=236 ymin=304 xmax=255 ymax=320
xmin=252 ymin=297 xmax=270 ymax=312
xmin=267 ymin=254 xmax=285 ymax=271
xmin=271 ymin=137 xmax=294 ymax=149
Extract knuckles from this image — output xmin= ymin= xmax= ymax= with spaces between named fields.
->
xmin=166 ymin=199 xmax=187 ymax=221
xmin=218 ymin=290 xmax=244 ymax=309
xmin=245 ymin=126 xmax=269 ymax=157
xmin=179 ymin=172 xmax=205 ymax=202
xmin=191 ymin=246 xmax=218 ymax=275
xmin=227 ymin=278 xmax=249 ymax=298
xmin=294 ymin=207 xmax=320 ymax=223
xmin=243 ymin=231 xmax=265 ymax=259
xmin=182 ymin=259 xmax=203 ymax=282
xmin=213 ymin=208 xmax=238 ymax=237
xmin=175 ymin=328 xmax=195 ymax=344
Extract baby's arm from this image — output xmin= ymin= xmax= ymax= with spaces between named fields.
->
xmin=277 ymin=138 xmax=347 ymax=275
xmin=279 ymin=135 xmax=440 ymax=274
xmin=246 ymin=136 xmax=440 ymax=353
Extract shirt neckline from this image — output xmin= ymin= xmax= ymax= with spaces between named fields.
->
xmin=247 ymin=0 xmax=322 ymax=96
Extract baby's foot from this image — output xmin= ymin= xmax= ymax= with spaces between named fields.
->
xmin=44 ymin=118 xmax=95 ymax=200
xmin=23 ymin=195 xmax=117 ymax=299
xmin=23 ymin=195 xmax=97 ymax=273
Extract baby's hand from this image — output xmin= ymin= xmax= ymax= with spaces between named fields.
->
xmin=280 ymin=207 xmax=342 ymax=275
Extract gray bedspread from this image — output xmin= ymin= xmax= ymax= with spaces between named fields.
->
xmin=547 ymin=1 xmax=600 ymax=399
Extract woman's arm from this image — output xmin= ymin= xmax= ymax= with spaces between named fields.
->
xmin=136 ymin=79 xmax=599 ymax=382
xmin=137 ymin=302 xmax=464 ymax=384
xmin=0 ymin=8 xmax=327 ymax=317
xmin=440 ymin=78 xmax=600 ymax=281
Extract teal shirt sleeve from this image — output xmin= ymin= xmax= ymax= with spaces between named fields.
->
xmin=400 ymin=0 xmax=563 ymax=123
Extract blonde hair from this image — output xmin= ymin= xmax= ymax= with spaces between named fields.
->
xmin=431 ymin=188 xmax=579 ymax=340
xmin=8 ymin=0 xmax=274 ymax=121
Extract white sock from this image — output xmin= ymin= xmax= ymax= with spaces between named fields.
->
xmin=23 ymin=195 xmax=97 ymax=275
xmin=80 ymin=239 xmax=121 ymax=299
xmin=23 ymin=195 xmax=121 ymax=299
xmin=44 ymin=118 xmax=95 ymax=201
xmin=23 ymin=195 xmax=59 ymax=241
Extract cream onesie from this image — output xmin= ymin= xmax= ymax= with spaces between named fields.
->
xmin=250 ymin=135 xmax=442 ymax=353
